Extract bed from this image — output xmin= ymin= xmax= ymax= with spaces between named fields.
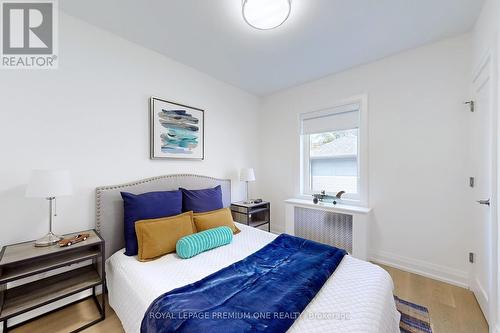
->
xmin=96 ymin=174 xmax=400 ymax=333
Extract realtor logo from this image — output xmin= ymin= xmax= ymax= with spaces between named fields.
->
xmin=1 ymin=0 xmax=58 ymax=68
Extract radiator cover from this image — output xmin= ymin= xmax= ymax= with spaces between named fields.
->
xmin=294 ymin=207 xmax=353 ymax=253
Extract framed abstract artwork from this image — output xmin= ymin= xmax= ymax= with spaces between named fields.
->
xmin=150 ymin=97 xmax=205 ymax=160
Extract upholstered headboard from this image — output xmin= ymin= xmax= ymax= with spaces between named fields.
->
xmin=95 ymin=174 xmax=231 ymax=259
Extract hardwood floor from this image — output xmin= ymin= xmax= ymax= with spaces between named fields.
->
xmin=380 ymin=264 xmax=488 ymax=333
xmin=9 ymin=296 xmax=124 ymax=333
xmin=9 ymin=265 xmax=488 ymax=333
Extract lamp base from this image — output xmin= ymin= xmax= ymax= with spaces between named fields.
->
xmin=34 ymin=232 xmax=62 ymax=247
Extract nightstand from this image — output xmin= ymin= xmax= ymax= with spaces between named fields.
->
xmin=0 ymin=229 xmax=105 ymax=332
xmin=230 ymin=201 xmax=271 ymax=232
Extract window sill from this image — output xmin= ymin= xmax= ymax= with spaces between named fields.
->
xmin=295 ymin=194 xmax=364 ymax=206
xmin=284 ymin=198 xmax=371 ymax=215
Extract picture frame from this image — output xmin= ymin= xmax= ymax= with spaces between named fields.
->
xmin=150 ymin=97 xmax=205 ymax=160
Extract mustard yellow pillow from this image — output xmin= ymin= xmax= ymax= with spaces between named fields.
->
xmin=193 ymin=208 xmax=240 ymax=235
xmin=135 ymin=211 xmax=195 ymax=261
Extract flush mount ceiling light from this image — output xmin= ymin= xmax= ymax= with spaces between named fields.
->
xmin=242 ymin=0 xmax=292 ymax=30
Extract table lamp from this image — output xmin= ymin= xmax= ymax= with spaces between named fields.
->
xmin=240 ymin=168 xmax=256 ymax=204
xmin=26 ymin=170 xmax=73 ymax=247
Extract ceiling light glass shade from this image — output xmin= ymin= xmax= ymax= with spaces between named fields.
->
xmin=242 ymin=0 xmax=291 ymax=30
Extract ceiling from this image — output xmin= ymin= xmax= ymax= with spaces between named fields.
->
xmin=60 ymin=0 xmax=484 ymax=96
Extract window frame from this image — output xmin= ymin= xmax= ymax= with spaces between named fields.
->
xmin=299 ymin=95 xmax=368 ymax=206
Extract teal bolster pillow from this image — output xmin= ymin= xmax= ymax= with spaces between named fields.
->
xmin=176 ymin=226 xmax=233 ymax=259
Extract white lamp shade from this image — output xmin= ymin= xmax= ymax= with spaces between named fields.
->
xmin=26 ymin=170 xmax=73 ymax=198
xmin=240 ymin=168 xmax=256 ymax=182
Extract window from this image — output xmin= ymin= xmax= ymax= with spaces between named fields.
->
xmin=309 ymin=129 xmax=358 ymax=194
xmin=300 ymin=97 xmax=367 ymax=204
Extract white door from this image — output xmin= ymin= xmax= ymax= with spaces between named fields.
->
xmin=470 ymin=54 xmax=495 ymax=323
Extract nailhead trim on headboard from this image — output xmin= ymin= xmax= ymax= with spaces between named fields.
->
xmin=95 ymin=174 xmax=231 ymax=232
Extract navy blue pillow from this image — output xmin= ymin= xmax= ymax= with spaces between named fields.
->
xmin=180 ymin=185 xmax=223 ymax=213
xmin=121 ymin=190 xmax=182 ymax=256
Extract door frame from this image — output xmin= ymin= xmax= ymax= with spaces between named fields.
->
xmin=495 ymin=32 xmax=500 ymax=333
xmin=470 ymin=46 xmax=499 ymax=328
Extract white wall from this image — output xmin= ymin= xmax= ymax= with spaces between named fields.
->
xmin=473 ymin=0 xmax=500 ymax=66
xmin=0 ymin=13 xmax=261 ymax=247
xmin=257 ymin=34 xmax=473 ymax=286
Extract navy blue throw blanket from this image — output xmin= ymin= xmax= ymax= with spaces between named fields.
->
xmin=141 ymin=234 xmax=347 ymax=333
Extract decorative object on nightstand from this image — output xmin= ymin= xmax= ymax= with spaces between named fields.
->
xmin=0 ymin=229 xmax=106 ymax=332
xmin=58 ymin=233 xmax=91 ymax=247
xmin=239 ymin=168 xmax=256 ymax=204
xmin=231 ymin=201 xmax=270 ymax=232
xmin=25 ymin=170 xmax=73 ymax=247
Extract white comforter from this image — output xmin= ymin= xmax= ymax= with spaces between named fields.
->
xmin=106 ymin=223 xmax=400 ymax=333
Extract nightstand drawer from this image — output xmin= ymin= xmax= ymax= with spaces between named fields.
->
xmin=0 ymin=247 xmax=101 ymax=284
xmin=230 ymin=205 xmax=249 ymax=214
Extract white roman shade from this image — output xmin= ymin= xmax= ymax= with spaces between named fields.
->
xmin=301 ymin=103 xmax=360 ymax=135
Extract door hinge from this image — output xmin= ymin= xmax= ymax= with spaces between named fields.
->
xmin=469 ymin=252 xmax=474 ymax=263
xmin=469 ymin=177 xmax=475 ymax=188
xmin=465 ymin=100 xmax=475 ymax=112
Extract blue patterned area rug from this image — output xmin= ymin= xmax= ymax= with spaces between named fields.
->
xmin=394 ymin=296 xmax=433 ymax=333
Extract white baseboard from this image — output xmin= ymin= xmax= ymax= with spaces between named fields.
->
xmin=370 ymin=250 xmax=469 ymax=289
xmin=471 ymin=276 xmax=489 ymax=321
